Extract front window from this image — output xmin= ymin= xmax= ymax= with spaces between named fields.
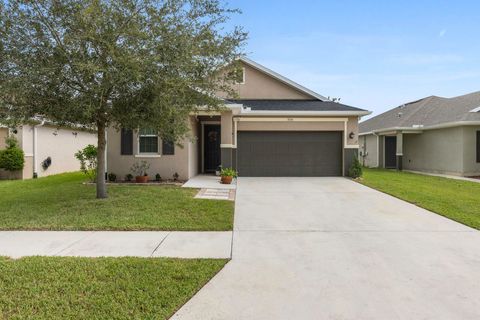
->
xmin=139 ymin=128 xmax=158 ymax=153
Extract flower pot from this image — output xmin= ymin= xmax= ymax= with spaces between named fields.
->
xmin=221 ymin=176 xmax=233 ymax=184
xmin=135 ymin=175 xmax=149 ymax=183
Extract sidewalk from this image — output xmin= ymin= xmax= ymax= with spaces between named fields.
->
xmin=405 ymin=170 xmax=480 ymax=183
xmin=0 ymin=231 xmax=232 ymax=259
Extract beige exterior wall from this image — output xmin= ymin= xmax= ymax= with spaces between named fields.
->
xmin=361 ymin=134 xmax=379 ymax=167
xmin=221 ymin=110 xmax=233 ymax=145
xmin=217 ymin=62 xmax=313 ymax=100
xmin=462 ymin=126 xmax=480 ymax=176
xmin=403 ymin=127 xmax=464 ymax=175
xmin=107 ymin=116 xmax=198 ymax=181
xmin=237 ymin=121 xmax=344 ymax=131
xmin=0 ymin=128 xmax=8 ymax=149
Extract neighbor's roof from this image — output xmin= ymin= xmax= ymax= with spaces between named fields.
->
xmin=359 ymin=91 xmax=480 ymax=133
xmin=239 ymin=57 xmax=328 ymax=101
xmin=226 ymin=99 xmax=368 ymax=113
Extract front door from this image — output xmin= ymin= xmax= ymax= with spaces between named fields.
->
xmin=384 ymin=136 xmax=397 ymax=169
xmin=204 ymin=124 xmax=221 ymax=173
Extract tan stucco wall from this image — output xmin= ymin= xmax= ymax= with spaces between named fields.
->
xmin=188 ymin=117 xmax=200 ymax=177
xmin=462 ymin=126 xmax=480 ymax=176
xmin=361 ymin=134 xmax=379 ymax=167
xmin=217 ymin=62 xmax=313 ymax=100
xmin=403 ymin=127 xmax=464 ymax=175
xmin=237 ymin=121 xmax=344 ymax=131
xmin=346 ymin=117 xmax=358 ymax=146
xmin=221 ymin=111 xmax=233 ymax=144
xmin=107 ymin=117 xmax=198 ymax=181
xmin=0 ymin=128 xmax=8 ymax=149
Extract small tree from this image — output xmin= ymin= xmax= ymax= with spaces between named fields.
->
xmin=0 ymin=136 xmax=25 ymax=171
xmin=75 ymin=144 xmax=97 ymax=182
xmin=0 ymin=0 xmax=246 ymax=198
xmin=348 ymin=154 xmax=363 ymax=179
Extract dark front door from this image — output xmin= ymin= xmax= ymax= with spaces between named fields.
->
xmin=204 ymin=124 xmax=221 ymax=172
xmin=237 ymin=131 xmax=343 ymax=177
xmin=384 ymin=136 xmax=397 ymax=169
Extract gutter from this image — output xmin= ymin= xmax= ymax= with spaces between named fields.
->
xmin=359 ymin=120 xmax=480 ymax=136
xmin=237 ymin=110 xmax=372 ymax=117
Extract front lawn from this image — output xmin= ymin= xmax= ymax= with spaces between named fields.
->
xmin=360 ymin=168 xmax=480 ymax=230
xmin=0 ymin=256 xmax=226 ymax=319
xmin=0 ymin=172 xmax=233 ymax=231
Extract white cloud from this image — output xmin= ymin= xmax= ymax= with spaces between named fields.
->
xmin=438 ymin=29 xmax=447 ymax=37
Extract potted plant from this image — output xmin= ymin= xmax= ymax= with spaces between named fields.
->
xmin=220 ymin=167 xmax=237 ymax=184
xmin=130 ymin=161 xmax=150 ymax=183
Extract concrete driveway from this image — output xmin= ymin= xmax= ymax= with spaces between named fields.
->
xmin=173 ymin=177 xmax=480 ymax=320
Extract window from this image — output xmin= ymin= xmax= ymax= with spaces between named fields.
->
xmin=477 ymin=131 xmax=480 ymax=163
xmin=162 ymin=140 xmax=175 ymax=155
xmin=139 ymin=128 xmax=158 ymax=153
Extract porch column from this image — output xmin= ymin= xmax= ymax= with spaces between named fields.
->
xmin=396 ymin=132 xmax=403 ymax=170
xmin=220 ymin=111 xmax=235 ymax=169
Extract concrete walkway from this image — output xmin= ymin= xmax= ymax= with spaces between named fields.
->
xmin=173 ymin=177 xmax=480 ymax=320
xmin=0 ymin=231 xmax=232 ymax=259
xmin=405 ymin=170 xmax=480 ymax=183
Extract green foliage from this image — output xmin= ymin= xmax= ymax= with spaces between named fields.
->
xmin=155 ymin=173 xmax=161 ymax=181
xmin=0 ymin=136 xmax=25 ymax=171
xmin=125 ymin=173 xmax=133 ymax=182
xmin=348 ymin=155 xmax=363 ymax=178
xmin=0 ymin=256 xmax=227 ymax=319
xmin=0 ymin=0 xmax=246 ymax=197
xmin=107 ymin=172 xmax=116 ymax=182
xmin=130 ymin=161 xmax=150 ymax=177
xmin=75 ymin=144 xmax=97 ymax=182
xmin=220 ymin=167 xmax=237 ymax=178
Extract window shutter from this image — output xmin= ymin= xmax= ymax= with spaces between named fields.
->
xmin=162 ymin=140 xmax=175 ymax=155
xmin=121 ymin=129 xmax=133 ymax=155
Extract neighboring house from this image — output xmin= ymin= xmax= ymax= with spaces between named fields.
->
xmin=359 ymin=91 xmax=480 ymax=176
xmin=106 ymin=57 xmax=370 ymax=179
xmin=0 ymin=123 xmax=97 ymax=180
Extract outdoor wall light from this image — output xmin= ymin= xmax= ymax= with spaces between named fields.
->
xmin=349 ymin=131 xmax=355 ymax=139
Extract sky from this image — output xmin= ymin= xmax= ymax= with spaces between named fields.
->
xmin=225 ymin=0 xmax=480 ymax=118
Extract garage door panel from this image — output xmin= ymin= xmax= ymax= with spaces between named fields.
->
xmin=237 ymin=131 xmax=342 ymax=177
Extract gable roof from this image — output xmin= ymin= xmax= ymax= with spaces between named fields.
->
xmin=239 ymin=57 xmax=328 ymax=101
xmin=226 ymin=99 xmax=367 ymax=112
xmin=359 ymin=91 xmax=480 ymax=133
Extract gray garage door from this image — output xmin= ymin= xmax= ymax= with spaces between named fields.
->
xmin=237 ymin=131 xmax=343 ymax=177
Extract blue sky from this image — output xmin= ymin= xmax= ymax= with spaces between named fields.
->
xmin=226 ymin=0 xmax=480 ymax=118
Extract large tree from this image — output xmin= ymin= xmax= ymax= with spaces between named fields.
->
xmin=0 ymin=0 xmax=246 ymax=198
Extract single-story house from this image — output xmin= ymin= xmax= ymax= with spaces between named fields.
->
xmin=359 ymin=91 xmax=480 ymax=176
xmin=0 ymin=123 xmax=97 ymax=179
xmin=106 ymin=57 xmax=370 ymax=179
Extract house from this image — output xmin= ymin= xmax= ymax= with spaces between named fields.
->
xmin=359 ymin=91 xmax=480 ymax=176
xmin=106 ymin=57 xmax=370 ymax=179
xmin=0 ymin=123 xmax=97 ymax=179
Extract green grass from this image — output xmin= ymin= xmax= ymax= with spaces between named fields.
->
xmin=360 ymin=168 xmax=480 ymax=230
xmin=0 ymin=172 xmax=233 ymax=231
xmin=0 ymin=256 xmax=227 ymax=319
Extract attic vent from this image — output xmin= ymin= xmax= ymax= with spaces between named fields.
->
xmin=412 ymin=124 xmax=424 ymax=128
xmin=469 ymin=106 xmax=480 ymax=113
xmin=397 ymin=112 xmax=403 ymax=118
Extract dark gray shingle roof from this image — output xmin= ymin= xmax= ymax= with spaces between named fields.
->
xmin=359 ymin=91 xmax=480 ymax=133
xmin=225 ymin=99 xmax=367 ymax=112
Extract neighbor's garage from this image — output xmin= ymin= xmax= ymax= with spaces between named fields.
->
xmin=237 ymin=131 xmax=343 ymax=177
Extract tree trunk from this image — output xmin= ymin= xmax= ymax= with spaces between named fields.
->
xmin=96 ymin=122 xmax=108 ymax=199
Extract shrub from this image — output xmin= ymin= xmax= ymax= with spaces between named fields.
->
xmin=173 ymin=172 xmax=179 ymax=181
xmin=75 ymin=144 xmax=97 ymax=182
xmin=130 ymin=161 xmax=150 ymax=177
xmin=108 ymin=172 xmax=117 ymax=182
xmin=125 ymin=173 xmax=133 ymax=182
xmin=155 ymin=173 xmax=161 ymax=181
xmin=0 ymin=137 xmax=25 ymax=171
xmin=220 ymin=167 xmax=237 ymax=178
xmin=348 ymin=154 xmax=363 ymax=179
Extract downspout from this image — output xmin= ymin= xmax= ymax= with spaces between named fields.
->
xmin=33 ymin=120 xmax=46 ymax=178
xmin=372 ymin=131 xmax=380 ymax=168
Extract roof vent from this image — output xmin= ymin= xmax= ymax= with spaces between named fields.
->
xmin=412 ymin=124 xmax=424 ymax=128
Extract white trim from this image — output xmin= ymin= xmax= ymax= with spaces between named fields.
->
xmin=360 ymin=120 xmax=480 ymax=136
xmin=24 ymin=153 xmax=34 ymax=157
xmin=220 ymin=144 xmax=235 ymax=148
xmin=239 ymin=57 xmax=328 ymax=101
xmin=238 ymin=110 xmax=371 ymax=116
xmin=234 ymin=117 xmax=349 ymax=122
xmin=135 ymin=154 xmax=161 ymax=158
xmin=469 ymin=106 xmax=480 ymax=113
xmin=344 ymin=145 xmax=359 ymax=149
xmin=396 ymin=153 xmax=403 ymax=156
